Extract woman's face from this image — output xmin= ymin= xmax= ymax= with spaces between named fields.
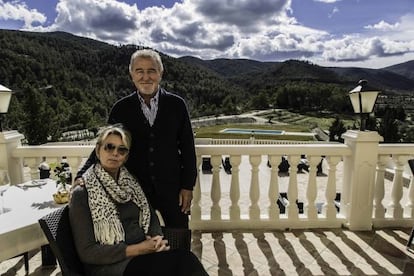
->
xmin=97 ymin=134 xmax=129 ymax=176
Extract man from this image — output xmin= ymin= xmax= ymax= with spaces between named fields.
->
xmin=76 ymin=49 xmax=197 ymax=228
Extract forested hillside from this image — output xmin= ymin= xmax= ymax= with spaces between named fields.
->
xmin=0 ymin=30 xmax=246 ymax=143
xmin=0 ymin=30 xmax=413 ymax=144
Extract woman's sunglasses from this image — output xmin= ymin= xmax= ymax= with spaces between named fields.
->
xmin=103 ymin=143 xmax=129 ymax=156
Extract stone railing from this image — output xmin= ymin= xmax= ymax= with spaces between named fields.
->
xmin=1 ymin=130 xmax=414 ymax=231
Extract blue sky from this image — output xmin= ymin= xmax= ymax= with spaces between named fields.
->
xmin=1 ymin=0 xmax=413 ymax=68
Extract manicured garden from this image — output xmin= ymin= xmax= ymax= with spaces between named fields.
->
xmin=193 ymin=109 xmax=355 ymax=141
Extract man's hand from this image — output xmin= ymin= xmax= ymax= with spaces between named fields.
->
xmin=179 ymin=189 xmax=193 ymax=214
xmin=71 ymin=177 xmax=85 ymax=191
xmin=69 ymin=177 xmax=84 ymax=202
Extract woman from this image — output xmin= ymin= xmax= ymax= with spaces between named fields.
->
xmin=69 ymin=125 xmax=208 ymax=276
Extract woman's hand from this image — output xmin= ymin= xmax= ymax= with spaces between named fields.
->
xmin=125 ymin=235 xmax=170 ymax=257
xmin=151 ymin=235 xmax=170 ymax=252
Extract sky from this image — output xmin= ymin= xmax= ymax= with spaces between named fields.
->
xmin=0 ymin=0 xmax=414 ymax=69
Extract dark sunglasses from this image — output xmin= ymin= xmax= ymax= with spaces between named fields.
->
xmin=103 ymin=143 xmax=129 ymax=156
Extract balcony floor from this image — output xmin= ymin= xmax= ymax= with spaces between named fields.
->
xmin=1 ymin=228 xmax=414 ymax=276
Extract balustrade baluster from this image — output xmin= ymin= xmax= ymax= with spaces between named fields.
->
xmin=324 ymin=156 xmax=341 ymax=220
xmin=229 ymin=155 xmax=241 ymax=220
xmin=287 ymin=155 xmax=300 ymax=219
xmin=210 ymin=155 xmax=222 ymax=220
xmin=306 ymin=156 xmax=319 ymax=219
xmin=191 ymin=155 xmax=202 ymax=221
xmin=374 ymin=156 xmax=387 ymax=219
xmin=249 ymin=155 xmax=261 ymax=220
xmin=268 ymin=155 xmax=280 ymax=219
xmin=389 ymin=155 xmax=409 ymax=219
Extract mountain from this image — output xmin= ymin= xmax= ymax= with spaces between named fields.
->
xmin=326 ymin=66 xmax=414 ymax=93
xmin=0 ymin=29 xmax=413 ymax=144
xmin=180 ymin=57 xmax=414 ymax=94
xmin=383 ymin=60 xmax=414 ymax=81
xmin=178 ymin=56 xmax=278 ymax=78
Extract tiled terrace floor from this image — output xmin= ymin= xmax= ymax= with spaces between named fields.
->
xmin=2 ymin=157 xmax=414 ymax=275
xmin=1 ymin=227 xmax=414 ymax=276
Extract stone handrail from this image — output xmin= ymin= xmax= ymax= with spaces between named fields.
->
xmin=2 ymin=130 xmax=414 ymax=231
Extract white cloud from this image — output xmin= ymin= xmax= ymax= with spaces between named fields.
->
xmin=189 ymin=0 xmax=289 ymax=30
xmin=30 ymin=0 xmax=140 ymax=43
xmin=387 ymin=13 xmax=414 ymax=40
xmin=328 ymin=7 xmax=339 ymax=18
xmin=365 ymin=20 xmax=399 ymax=31
xmin=321 ymin=34 xmax=414 ymax=64
xmin=0 ymin=0 xmax=46 ymax=28
xmin=126 ymin=0 xmax=296 ymax=59
xmin=5 ymin=0 xmax=414 ymax=68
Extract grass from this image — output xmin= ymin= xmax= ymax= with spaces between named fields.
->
xmin=195 ymin=124 xmax=315 ymax=141
xmin=264 ymin=109 xmax=355 ymax=129
xmin=193 ymin=109 xmax=356 ymax=141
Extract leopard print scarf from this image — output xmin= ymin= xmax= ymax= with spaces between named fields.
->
xmin=83 ymin=163 xmax=151 ymax=245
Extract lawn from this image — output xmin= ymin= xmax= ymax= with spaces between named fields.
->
xmin=194 ymin=124 xmax=315 ymax=141
xmin=193 ymin=109 xmax=355 ymax=141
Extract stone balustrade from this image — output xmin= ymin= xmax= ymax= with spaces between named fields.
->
xmin=1 ymin=130 xmax=414 ymax=232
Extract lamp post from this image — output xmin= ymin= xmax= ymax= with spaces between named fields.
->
xmin=0 ymin=85 xmax=12 ymax=132
xmin=348 ymin=80 xmax=380 ymax=131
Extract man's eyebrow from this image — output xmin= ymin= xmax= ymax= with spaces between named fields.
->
xmin=135 ymin=68 xmax=157 ymax=71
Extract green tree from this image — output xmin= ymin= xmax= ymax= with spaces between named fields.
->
xmin=378 ymin=109 xmax=401 ymax=142
xmin=250 ymin=91 xmax=269 ymax=109
xmin=329 ymin=117 xmax=347 ymax=142
xmin=68 ymin=102 xmax=94 ymax=129
xmin=22 ymin=86 xmax=51 ymax=145
xmin=365 ymin=115 xmax=378 ymax=131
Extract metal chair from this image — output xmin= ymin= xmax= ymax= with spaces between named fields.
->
xmin=162 ymin=227 xmax=192 ymax=250
xmin=39 ymin=207 xmax=191 ymax=275
xmin=407 ymin=159 xmax=414 ymax=250
xmin=156 ymin=210 xmax=192 ymax=250
xmin=38 ymin=206 xmax=84 ymax=276
xmin=407 ymin=228 xmax=414 ymax=250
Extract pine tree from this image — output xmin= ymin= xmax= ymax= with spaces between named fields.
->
xmin=22 ymin=86 xmax=51 ymax=145
xmin=329 ymin=117 xmax=347 ymax=143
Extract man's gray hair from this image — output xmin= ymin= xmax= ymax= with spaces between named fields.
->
xmin=129 ymin=49 xmax=164 ymax=73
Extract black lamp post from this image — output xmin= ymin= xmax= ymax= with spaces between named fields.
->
xmin=0 ymin=85 xmax=12 ymax=132
xmin=349 ymin=80 xmax=380 ymax=131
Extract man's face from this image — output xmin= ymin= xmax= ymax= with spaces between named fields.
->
xmin=130 ymin=57 xmax=162 ymax=97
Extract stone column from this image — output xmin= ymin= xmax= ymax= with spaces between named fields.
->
xmin=0 ymin=130 xmax=25 ymax=184
xmin=341 ymin=130 xmax=383 ymax=230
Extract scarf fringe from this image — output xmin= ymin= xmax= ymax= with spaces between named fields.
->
xmin=93 ymin=219 xmax=125 ymax=245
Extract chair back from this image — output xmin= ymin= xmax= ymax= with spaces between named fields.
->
xmin=408 ymin=159 xmax=414 ymax=175
xmin=162 ymin=227 xmax=192 ymax=250
xmin=39 ymin=206 xmax=84 ymax=276
xmin=155 ymin=210 xmax=192 ymax=250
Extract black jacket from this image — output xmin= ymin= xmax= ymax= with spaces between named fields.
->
xmin=77 ymin=89 xmax=197 ymax=202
